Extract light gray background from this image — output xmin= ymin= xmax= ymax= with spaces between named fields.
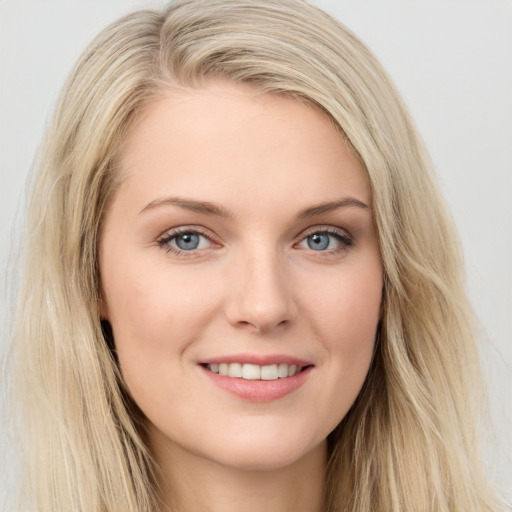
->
xmin=1 ymin=0 xmax=511 ymax=506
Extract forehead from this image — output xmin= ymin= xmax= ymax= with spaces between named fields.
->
xmin=114 ymin=81 xmax=370 ymax=213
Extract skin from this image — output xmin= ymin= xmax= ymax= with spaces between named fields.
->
xmin=99 ymin=81 xmax=383 ymax=512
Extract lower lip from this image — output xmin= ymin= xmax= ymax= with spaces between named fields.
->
xmin=200 ymin=366 xmax=313 ymax=402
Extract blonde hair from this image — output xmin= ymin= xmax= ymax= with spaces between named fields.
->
xmin=9 ymin=0 xmax=503 ymax=510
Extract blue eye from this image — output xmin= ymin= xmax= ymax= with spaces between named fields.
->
xmin=298 ymin=229 xmax=352 ymax=252
xmin=158 ymin=229 xmax=213 ymax=254
xmin=307 ymin=233 xmax=330 ymax=250
xmin=174 ymin=232 xmax=200 ymax=250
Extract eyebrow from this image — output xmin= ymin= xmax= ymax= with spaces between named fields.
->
xmin=140 ymin=196 xmax=233 ymax=217
xmin=139 ymin=195 xmax=369 ymax=218
xmin=297 ymin=198 xmax=369 ymax=218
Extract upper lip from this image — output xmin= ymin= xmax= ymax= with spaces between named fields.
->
xmin=199 ymin=353 xmax=314 ymax=367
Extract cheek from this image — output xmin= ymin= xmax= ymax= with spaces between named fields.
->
xmin=101 ymin=256 xmax=220 ymax=383
xmin=303 ymin=261 xmax=382 ymax=416
xmin=308 ymin=259 xmax=382 ymax=344
xmin=101 ymin=275 xmax=192 ymax=447
xmin=104 ymin=251 xmax=215 ymax=331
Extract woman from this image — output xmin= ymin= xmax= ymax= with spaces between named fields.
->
xmin=8 ymin=0 xmax=505 ymax=510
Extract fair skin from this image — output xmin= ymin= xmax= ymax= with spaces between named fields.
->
xmin=99 ymin=81 xmax=383 ymax=512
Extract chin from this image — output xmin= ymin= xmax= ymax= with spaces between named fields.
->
xmin=200 ymin=430 xmax=326 ymax=472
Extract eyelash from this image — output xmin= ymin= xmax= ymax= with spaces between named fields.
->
xmin=157 ymin=226 xmax=216 ymax=255
xmin=297 ymin=227 xmax=354 ymax=254
xmin=156 ymin=226 xmax=353 ymax=256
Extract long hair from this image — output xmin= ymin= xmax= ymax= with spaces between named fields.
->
xmin=9 ymin=0 xmax=502 ymax=510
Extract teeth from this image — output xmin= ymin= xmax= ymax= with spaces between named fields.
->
xmin=242 ymin=363 xmax=261 ymax=380
xmin=261 ymin=364 xmax=277 ymax=380
xmin=278 ymin=363 xmax=288 ymax=378
xmin=206 ymin=362 xmax=303 ymax=380
xmin=228 ymin=362 xmax=242 ymax=378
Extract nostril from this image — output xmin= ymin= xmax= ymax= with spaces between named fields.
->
xmin=234 ymin=318 xmax=290 ymax=333
xmin=223 ymin=266 xmax=298 ymax=332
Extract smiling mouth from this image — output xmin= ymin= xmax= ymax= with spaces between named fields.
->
xmin=201 ymin=362 xmax=311 ymax=381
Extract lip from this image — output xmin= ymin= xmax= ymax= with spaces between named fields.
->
xmin=198 ymin=353 xmax=314 ymax=402
xmin=199 ymin=353 xmax=312 ymax=367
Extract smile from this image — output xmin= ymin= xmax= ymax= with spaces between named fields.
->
xmin=199 ymin=357 xmax=314 ymax=402
xmin=204 ymin=362 xmax=305 ymax=380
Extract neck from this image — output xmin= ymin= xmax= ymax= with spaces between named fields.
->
xmin=150 ymin=434 xmax=327 ymax=512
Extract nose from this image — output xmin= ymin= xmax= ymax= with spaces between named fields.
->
xmin=224 ymin=249 xmax=298 ymax=333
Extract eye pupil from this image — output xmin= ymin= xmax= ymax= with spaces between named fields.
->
xmin=176 ymin=233 xmax=200 ymax=250
xmin=307 ymin=233 xmax=330 ymax=251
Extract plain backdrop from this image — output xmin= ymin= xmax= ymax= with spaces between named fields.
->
xmin=1 ymin=0 xmax=511 ymax=506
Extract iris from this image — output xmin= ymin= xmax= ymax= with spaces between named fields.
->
xmin=175 ymin=233 xmax=200 ymax=250
xmin=307 ymin=233 xmax=331 ymax=251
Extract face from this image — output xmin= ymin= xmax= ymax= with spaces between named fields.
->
xmin=99 ymin=81 xmax=382 ymax=472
